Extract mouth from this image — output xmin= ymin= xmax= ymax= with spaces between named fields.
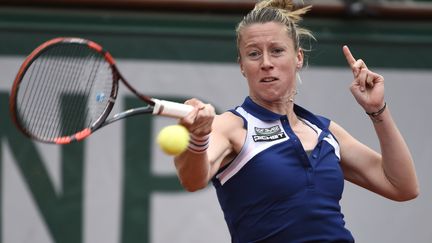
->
xmin=260 ymin=77 xmax=278 ymax=83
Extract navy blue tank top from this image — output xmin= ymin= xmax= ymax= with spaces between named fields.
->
xmin=211 ymin=97 xmax=354 ymax=243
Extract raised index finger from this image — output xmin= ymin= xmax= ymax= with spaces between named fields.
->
xmin=343 ymin=45 xmax=356 ymax=68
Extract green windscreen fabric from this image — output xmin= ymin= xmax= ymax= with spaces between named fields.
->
xmin=1 ymin=7 xmax=432 ymax=68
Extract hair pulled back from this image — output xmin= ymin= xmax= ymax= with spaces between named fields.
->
xmin=236 ymin=0 xmax=314 ymax=52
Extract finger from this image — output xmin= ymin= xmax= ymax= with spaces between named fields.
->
xmin=180 ymin=108 xmax=199 ymax=127
xmin=352 ymin=59 xmax=368 ymax=77
xmin=180 ymin=99 xmax=200 ymax=125
xmin=183 ymin=103 xmax=214 ymax=129
xmin=185 ymin=98 xmax=204 ymax=108
xmin=353 ymin=59 xmax=367 ymax=70
xmin=358 ymin=68 xmax=368 ymax=92
xmin=366 ymin=71 xmax=375 ymax=88
xmin=195 ymin=104 xmax=215 ymax=124
xmin=343 ymin=46 xmax=369 ymax=77
xmin=189 ymin=105 xmax=214 ymax=135
xmin=343 ymin=45 xmax=356 ymax=68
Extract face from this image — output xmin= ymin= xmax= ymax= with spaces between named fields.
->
xmin=238 ymin=22 xmax=303 ymax=105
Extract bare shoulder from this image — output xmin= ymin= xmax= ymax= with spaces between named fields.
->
xmin=213 ymin=111 xmax=244 ymax=133
xmin=328 ymin=120 xmax=361 ymax=154
xmin=329 ymin=120 xmax=351 ymax=141
xmin=328 ymin=120 xmax=377 ymax=168
xmin=213 ymin=111 xmax=246 ymax=155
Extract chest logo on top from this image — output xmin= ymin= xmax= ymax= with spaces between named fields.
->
xmin=252 ymin=125 xmax=286 ymax=142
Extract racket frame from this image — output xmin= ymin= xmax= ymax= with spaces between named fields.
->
xmin=10 ymin=37 xmax=192 ymax=144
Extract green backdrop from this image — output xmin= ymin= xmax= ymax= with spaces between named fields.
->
xmin=1 ymin=6 xmax=432 ymax=68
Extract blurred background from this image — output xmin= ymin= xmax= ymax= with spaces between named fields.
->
xmin=1 ymin=0 xmax=431 ymax=243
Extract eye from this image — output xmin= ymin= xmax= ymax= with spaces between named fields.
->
xmin=247 ymin=50 xmax=261 ymax=60
xmin=271 ymin=48 xmax=285 ymax=56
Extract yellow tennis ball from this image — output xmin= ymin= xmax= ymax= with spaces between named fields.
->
xmin=156 ymin=125 xmax=190 ymax=156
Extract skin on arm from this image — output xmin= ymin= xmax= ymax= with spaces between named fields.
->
xmin=331 ymin=119 xmax=418 ymax=201
xmin=334 ymin=46 xmax=419 ymax=201
xmin=174 ymin=99 xmax=244 ymax=192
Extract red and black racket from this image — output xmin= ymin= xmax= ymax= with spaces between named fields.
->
xmin=10 ymin=37 xmax=193 ymax=144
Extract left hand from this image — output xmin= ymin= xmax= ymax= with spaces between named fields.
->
xmin=343 ymin=45 xmax=385 ymax=113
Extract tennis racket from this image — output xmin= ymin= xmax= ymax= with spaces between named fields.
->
xmin=9 ymin=37 xmax=193 ymax=144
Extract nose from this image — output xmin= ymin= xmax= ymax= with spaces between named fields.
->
xmin=261 ymin=52 xmax=273 ymax=70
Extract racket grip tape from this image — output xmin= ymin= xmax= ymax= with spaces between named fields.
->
xmin=152 ymin=99 xmax=194 ymax=118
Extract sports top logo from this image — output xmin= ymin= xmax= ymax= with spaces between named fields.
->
xmin=253 ymin=125 xmax=286 ymax=142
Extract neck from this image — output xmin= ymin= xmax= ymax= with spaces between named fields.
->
xmin=250 ymin=89 xmax=298 ymax=115
xmin=249 ymin=95 xmax=301 ymax=126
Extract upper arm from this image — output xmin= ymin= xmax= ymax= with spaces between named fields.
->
xmin=329 ymin=121 xmax=396 ymax=197
xmin=206 ymin=112 xmax=244 ymax=178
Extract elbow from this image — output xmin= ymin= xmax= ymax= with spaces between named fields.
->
xmin=180 ymin=179 xmax=209 ymax=192
xmin=402 ymin=188 xmax=420 ymax=202
xmin=184 ymin=185 xmax=207 ymax=192
xmin=392 ymin=186 xmax=420 ymax=202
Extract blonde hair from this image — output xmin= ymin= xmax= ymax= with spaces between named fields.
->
xmin=236 ymin=0 xmax=314 ymax=53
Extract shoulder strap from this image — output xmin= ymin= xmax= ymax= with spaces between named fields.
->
xmin=316 ymin=115 xmax=331 ymax=129
xmin=228 ymin=107 xmax=248 ymax=129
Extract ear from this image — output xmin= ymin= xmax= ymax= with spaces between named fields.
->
xmin=296 ymin=48 xmax=304 ymax=70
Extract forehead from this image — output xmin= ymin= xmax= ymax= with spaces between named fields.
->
xmin=240 ymin=22 xmax=291 ymax=46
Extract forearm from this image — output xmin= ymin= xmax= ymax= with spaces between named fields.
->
xmin=174 ymin=151 xmax=211 ymax=192
xmin=371 ymin=106 xmax=419 ymax=200
xmin=173 ymin=108 xmax=238 ymax=192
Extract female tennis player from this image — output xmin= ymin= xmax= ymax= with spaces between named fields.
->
xmin=174 ymin=0 xmax=419 ymax=242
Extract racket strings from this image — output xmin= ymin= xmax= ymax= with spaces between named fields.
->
xmin=46 ymin=46 xmax=82 ymax=138
xmin=21 ymin=48 xmax=60 ymax=137
xmin=56 ymin=45 xmax=96 ymax=136
xmin=66 ymin=46 xmax=114 ymax=135
xmin=27 ymin=45 xmax=84 ymax=139
xmin=36 ymin=47 xmax=74 ymax=139
xmin=20 ymin=46 xmax=66 ymax=139
xmin=16 ymin=43 xmax=114 ymax=140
